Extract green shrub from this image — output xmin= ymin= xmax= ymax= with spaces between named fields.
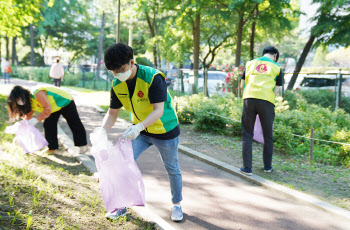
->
xmin=176 ymin=91 xmax=350 ymax=166
xmin=62 ymin=72 xmax=80 ymax=86
xmin=135 ymin=57 xmax=154 ymax=67
xmin=193 ymin=98 xmax=227 ymax=134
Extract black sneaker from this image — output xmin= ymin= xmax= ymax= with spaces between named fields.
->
xmin=264 ymin=166 xmax=273 ymax=173
xmin=240 ymin=167 xmax=252 ymax=176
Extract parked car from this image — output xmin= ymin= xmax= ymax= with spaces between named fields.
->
xmin=173 ymin=70 xmax=227 ymax=94
xmin=291 ymin=74 xmax=350 ymax=97
xmin=283 ymin=73 xmax=306 ymax=90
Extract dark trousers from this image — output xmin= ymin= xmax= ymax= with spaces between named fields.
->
xmin=43 ymin=100 xmax=87 ymax=150
xmin=241 ymin=98 xmax=275 ymax=168
xmin=54 ymin=79 xmax=61 ymax=87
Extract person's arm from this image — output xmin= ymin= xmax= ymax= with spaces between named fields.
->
xmin=240 ymin=79 xmax=245 ymax=91
xmin=274 ymin=69 xmax=283 ymax=96
xmin=60 ymin=64 xmax=64 ymax=80
xmin=240 ymin=68 xmax=246 ymax=91
xmin=101 ymin=108 xmax=120 ymax=132
xmin=25 ymin=110 xmax=34 ymax=120
xmin=141 ymin=102 xmax=164 ymax=128
xmin=49 ymin=66 xmax=53 ymax=78
xmin=35 ymin=91 xmax=52 ymax=122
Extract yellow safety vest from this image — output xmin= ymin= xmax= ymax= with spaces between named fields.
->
xmin=243 ymin=56 xmax=281 ymax=104
xmin=30 ymin=86 xmax=72 ymax=113
xmin=112 ymin=65 xmax=178 ymax=134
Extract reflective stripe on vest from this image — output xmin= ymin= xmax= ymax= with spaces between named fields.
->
xmin=243 ymin=56 xmax=281 ymax=104
xmin=30 ymin=86 xmax=73 ymax=113
xmin=112 ymin=65 xmax=178 ymax=134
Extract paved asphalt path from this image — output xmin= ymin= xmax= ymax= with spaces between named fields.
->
xmin=5 ymin=79 xmax=350 ymax=230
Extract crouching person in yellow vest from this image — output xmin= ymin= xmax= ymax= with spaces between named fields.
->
xmin=7 ymin=85 xmax=88 ymax=154
xmin=239 ymin=46 xmax=283 ymax=176
xmin=95 ymin=43 xmax=183 ymax=222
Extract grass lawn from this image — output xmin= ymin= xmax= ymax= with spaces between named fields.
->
xmin=0 ymin=94 xmax=156 ymax=230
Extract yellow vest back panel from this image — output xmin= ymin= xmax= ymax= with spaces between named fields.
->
xmin=243 ymin=56 xmax=281 ymax=104
xmin=30 ymin=86 xmax=72 ymax=113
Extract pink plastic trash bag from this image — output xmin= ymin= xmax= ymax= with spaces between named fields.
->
xmin=4 ymin=120 xmax=48 ymax=153
xmin=90 ymin=129 xmax=145 ymax=212
xmin=253 ymin=115 xmax=274 ymax=144
xmin=253 ymin=115 xmax=264 ymax=144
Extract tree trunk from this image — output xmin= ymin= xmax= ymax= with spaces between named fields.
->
xmin=250 ymin=6 xmax=258 ymax=60
xmin=12 ymin=37 xmax=18 ymax=65
xmin=235 ymin=16 xmax=243 ymax=67
xmin=146 ymin=14 xmax=157 ymax=69
xmin=249 ymin=21 xmax=256 ymax=60
xmin=192 ymin=13 xmax=200 ymax=94
xmin=180 ymin=62 xmax=184 ymax=92
xmin=287 ymin=35 xmax=316 ymax=90
xmin=97 ymin=12 xmax=106 ymax=82
xmin=5 ymin=36 xmax=9 ymax=61
xmin=203 ymin=66 xmax=208 ymax=96
xmin=30 ymin=24 xmax=35 ymax=66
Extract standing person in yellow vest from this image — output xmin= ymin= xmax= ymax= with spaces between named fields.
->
xmin=93 ymin=43 xmax=183 ymax=222
xmin=239 ymin=46 xmax=283 ymax=176
xmin=7 ymin=85 xmax=88 ymax=154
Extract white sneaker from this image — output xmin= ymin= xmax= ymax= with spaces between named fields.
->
xmin=79 ymin=145 xmax=88 ymax=153
xmin=171 ymin=206 xmax=183 ymax=222
xmin=105 ymin=207 xmax=127 ymax=220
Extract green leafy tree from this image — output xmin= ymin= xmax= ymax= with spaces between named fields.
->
xmin=312 ymin=45 xmax=329 ymax=67
xmin=287 ymin=0 xmax=350 ymax=90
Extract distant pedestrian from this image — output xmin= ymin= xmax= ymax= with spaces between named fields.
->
xmin=92 ymin=43 xmax=183 ymax=222
xmin=50 ymin=57 xmax=64 ymax=87
xmin=7 ymin=85 xmax=88 ymax=154
xmin=240 ymin=46 xmax=283 ymax=176
xmin=1 ymin=58 xmax=10 ymax=84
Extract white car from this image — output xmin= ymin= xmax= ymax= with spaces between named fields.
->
xmin=173 ymin=70 xmax=227 ymax=95
xmin=294 ymin=74 xmax=350 ymax=97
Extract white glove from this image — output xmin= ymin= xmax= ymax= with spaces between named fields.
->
xmin=122 ymin=123 xmax=144 ymax=140
xmin=28 ymin=118 xmax=39 ymax=126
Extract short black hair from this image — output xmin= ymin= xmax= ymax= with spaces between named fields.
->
xmin=7 ymin=85 xmax=32 ymax=120
xmin=262 ymin=46 xmax=279 ymax=62
xmin=104 ymin=43 xmax=133 ymax=70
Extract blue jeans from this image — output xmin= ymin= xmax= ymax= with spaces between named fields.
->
xmin=2 ymin=72 xmax=9 ymax=83
xmin=132 ymin=134 xmax=183 ymax=203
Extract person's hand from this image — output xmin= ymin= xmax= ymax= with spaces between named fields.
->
xmin=28 ymin=118 xmax=39 ymax=126
xmin=122 ymin=123 xmax=144 ymax=140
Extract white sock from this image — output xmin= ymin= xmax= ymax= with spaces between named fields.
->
xmin=173 ymin=204 xmax=181 ymax=208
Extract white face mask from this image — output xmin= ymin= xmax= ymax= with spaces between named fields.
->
xmin=113 ymin=64 xmax=132 ymax=81
xmin=17 ymin=99 xmax=25 ymax=105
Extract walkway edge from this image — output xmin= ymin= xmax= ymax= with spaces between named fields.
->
xmin=178 ymin=144 xmax=350 ymax=221
xmin=57 ymin=126 xmax=172 ymax=230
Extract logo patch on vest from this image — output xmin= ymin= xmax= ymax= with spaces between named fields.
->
xmin=256 ymin=64 xmax=268 ymax=73
xmin=37 ymin=104 xmax=41 ymax=107
xmin=137 ymin=91 xmax=144 ymax=98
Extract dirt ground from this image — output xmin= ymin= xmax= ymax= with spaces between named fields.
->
xmin=178 ymin=124 xmax=350 ymax=211
xmin=0 ymin=145 xmax=156 ymax=230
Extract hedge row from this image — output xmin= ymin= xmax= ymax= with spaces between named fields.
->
xmin=174 ymin=92 xmax=350 ymax=166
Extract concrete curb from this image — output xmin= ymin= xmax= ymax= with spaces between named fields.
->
xmin=57 ymin=102 xmax=350 ymax=227
xmin=178 ymin=144 xmax=350 ymax=221
xmin=57 ymin=123 xmax=172 ymax=230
